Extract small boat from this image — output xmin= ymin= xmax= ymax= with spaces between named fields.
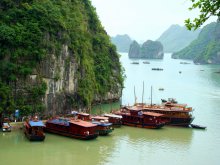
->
xmin=190 ymin=124 xmax=206 ymax=129
xmin=152 ymin=68 xmax=163 ymax=71
xmin=131 ymin=62 xmax=139 ymax=64
xmin=2 ymin=122 xmax=11 ymax=132
xmin=1 ymin=118 xmax=11 ymax=132
xmin=45 ymin=117 xmax=98 ymax=140
xmin=143 ymin=61 xmax=150 ymax=64
xmin=78 ymin=114 xmax=114 ymax=136
xmin=158 ymin=88 xmax=164 ymax=91
xmin=180 ymin=62 xmax=190 ymax=64
xmin=24 ymin=117 xmax=46 ymax=141
xmin=103 ymin=114 xmax=122 ymax=127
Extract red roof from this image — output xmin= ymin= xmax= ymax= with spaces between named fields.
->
xmin=143 ymin=112 xmax=164 ymax=117
xmin=69 ymin=119 xmax=97 ymax=127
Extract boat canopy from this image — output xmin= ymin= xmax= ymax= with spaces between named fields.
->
xmin=143 ymin=112 xmax=164 ymax=117
xmin=29 ymin=121 xmax=45 ymax=127
xmin=104 ymin=114 xmax=122 ymax=118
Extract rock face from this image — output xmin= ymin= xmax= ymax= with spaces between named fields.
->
xmin=128 ymin=41 xmax=141 ymax=58
xmin=128 ymin=40 xmax=164 ymax=59
xmin=141 ymin=40 xmax=164 ymax=59
xmin=157 ymin=24 xmax=200 ymax=53
xmin=0 ymin=0 xmax=124 ymax=115
xmin=111 ymin=34 xmax=133 ymax=52
xmin=172 ymin=21 xmax=220 ymax=64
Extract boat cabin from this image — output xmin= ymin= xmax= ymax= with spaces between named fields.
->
xmin=45 ymin=118 xmax=98 ymax=140
xmin=24 ymin=119 xmax=45 ymax=141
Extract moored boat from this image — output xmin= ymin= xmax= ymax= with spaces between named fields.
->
xmin=77 ymin=113 xmax=114 ymax=136
xmin=91 ymin=116 xmax=114 ymax=135
xmin=103 ymin=114 xmax=122 ymax=127
xmin=190 ymin=124 xmax=206 ymax=129
xmin=134 ymin=99 xmax=194 ymax=127
xmin=24 ymin=118 xmax=45 ymax=141
xmin=114 ymin=107 xmax=166 ymax=129
xmin=45 ymin=117 xmax=98 ymax=140
xmin=1 ymin=118 xmax=11 ymax=132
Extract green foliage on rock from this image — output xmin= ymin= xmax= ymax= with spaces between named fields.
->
xmin=172 ymin=22 xmax=220 ymax=64
xmin=128 ymin=40 xmax=164 ymax=59
xmin=0 ymin=0 xmax=124 ymax=114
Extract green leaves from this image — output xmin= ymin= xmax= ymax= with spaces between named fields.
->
xmin=185 ymin=0 xmax=220 ymax=30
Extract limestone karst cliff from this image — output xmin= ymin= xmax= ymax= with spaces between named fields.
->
xmin=0 ymin=0 xmax=124 ymax=115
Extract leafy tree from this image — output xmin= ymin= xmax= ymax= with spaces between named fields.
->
xmin=185 ymin=0 xmax=220 ymax=30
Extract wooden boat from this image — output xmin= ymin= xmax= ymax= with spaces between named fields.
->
xmin=1 ymin=118 xmax=11 ymax=132
xmin=133 ymin=98 xmax=194 ymax=127
xmin=190 ymin=124 xmax=206 ymax=129
xmin=114 ymin=107 xmax=166 ymax=129
xmin=24 ymin=118 xmax=45 ymax=141
xmin=45 ymin=117 xmax=98 ymax=140
xmin=103 ymin=114 xmax=122 ymax=127
xmin=77 ymin=113 xmax=114 ymax=136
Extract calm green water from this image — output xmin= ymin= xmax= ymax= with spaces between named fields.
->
xmin=1 ymin=53 xmax=220 ymax=165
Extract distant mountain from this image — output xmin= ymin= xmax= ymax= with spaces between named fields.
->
xmin=172 ymin=22 xmax=220 ymax=64
xmin=128 ymin=40 xmax=164 ymax=59
xmin=157 ymin=24 xmax=201 ymax=53
xmin=111 ymin=34 xmax=132 ymax=52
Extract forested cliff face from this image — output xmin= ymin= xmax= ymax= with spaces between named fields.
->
xmin=0 ymin=0 xmax=124 ymax=116
xmin=172 ymin=21 xmax=220 ymax=64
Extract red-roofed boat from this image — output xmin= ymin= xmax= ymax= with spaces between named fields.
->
xmin=45 ymin=117 xmax=98 ymax=140
xmin=77 ymin=113 xmax=114 ymax=136
xmin=24 ymin=117 xmax=46 ymax=141
xmin=133 ymin=98 xmax=195 ymax=127
xmin=114 ymin=107 xmax=166 ymax=129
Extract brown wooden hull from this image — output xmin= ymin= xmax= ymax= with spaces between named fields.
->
xmin=45 ymin=127 xmax=98 ymax=140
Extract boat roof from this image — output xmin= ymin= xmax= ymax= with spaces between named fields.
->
xmin=104 ymin=114 xmax=122 ymax=118
xmin=70 ymin=119 xmax=97 ymax=127
xmin=91 ymin=116 xmax=109 ymax=120
xmin=47 ymin=118 xmax=70 ymax=126
xmin=78 ymin=113 xmax=90 ymax=116
xmin=143 ymin=112 xmax=164 ymax=117
xmin=92 ymin=121 xmax=112 ymax=126
xmin=29 ymin=120 xmax=45 ymax=127
xmin=125 ymin=106 xmax=143 ymax=111
xmin=143 ymin=107 xmax=192 ymax=112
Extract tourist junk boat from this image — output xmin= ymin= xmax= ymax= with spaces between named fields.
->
xmin=113 ymin=106 xmax=166 ymax=129
xmin=45 ymin=117 xmax=98 ymax=140
xmin=24 ymin=117 xmax=46 ymax=141
xmin=134 ymin=99 xmax=194 ymax=127
xmin=77 ymin=113 xmax=114 ymax=136
xmin=103 ymin=114 xmax=122 ymax=127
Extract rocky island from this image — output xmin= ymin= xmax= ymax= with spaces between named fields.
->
xmin=128 ymin=40 xmax=164 ymax=59
xmin=172 ymin=21 xmax=220 ymax=64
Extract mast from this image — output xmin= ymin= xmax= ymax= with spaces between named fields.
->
xmin=134 ymin=86 xmax=137 ymax=104
xmin=142 ymin=81 xmax=144 ymax=106
xmin=150 ymin=86 xmax=153 ymax=106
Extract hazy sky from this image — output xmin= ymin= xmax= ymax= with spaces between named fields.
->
xmin=91 ymin=0 xmax=216 ymax=42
